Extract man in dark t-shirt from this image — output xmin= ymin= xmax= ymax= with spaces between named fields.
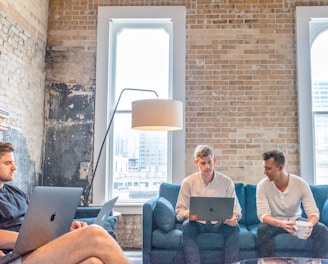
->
xmin=0 ymin=184 xmax=28 ymax=232
xmin=0 ymin=142 xmax=130 ymax=264
xmin=0 ymin=142 xmax=117 ymax=236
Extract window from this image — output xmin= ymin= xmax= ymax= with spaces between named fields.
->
xmin=296 ymin=7 xmax=328 ymax=184
xmin=94 ymin=7 xmax=185 ymax=212
xmin=111 ymin=20 xmax=172 ymax=203
xmin=311 ymin=28 xmax=328 ymax=184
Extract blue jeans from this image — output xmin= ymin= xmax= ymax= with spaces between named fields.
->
xmin=257 ymin=219 xmax=328 ymax=258
xmin=182 ymin=220 xmax=240 ymax=264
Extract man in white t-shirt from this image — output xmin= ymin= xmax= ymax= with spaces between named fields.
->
xmin=256 ymin=149 xmax=328 ymax=258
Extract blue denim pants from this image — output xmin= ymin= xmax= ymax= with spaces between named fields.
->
xmin=182 ymin=220 xmax=240 ymax=264
xmin=257 ymin=219 xmax=328 ymax=258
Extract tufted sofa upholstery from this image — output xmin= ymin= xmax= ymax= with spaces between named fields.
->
xmin=142 ymin=183 xmax=328 ymax=264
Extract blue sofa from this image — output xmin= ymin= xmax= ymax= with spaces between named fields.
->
xmin=142 ymin=183 xmax=328 ymax=264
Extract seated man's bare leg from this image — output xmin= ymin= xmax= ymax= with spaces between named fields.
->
xmin=21 ymin=225 xmax=130 ymax=264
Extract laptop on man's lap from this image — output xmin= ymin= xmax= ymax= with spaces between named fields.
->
xmin=0 ymin=186 xmax=82 ymax=264
xmin=189 ymin=197 xmax=234 ymax=222
xmin=93 ymin=196 xmax=119 ymax=227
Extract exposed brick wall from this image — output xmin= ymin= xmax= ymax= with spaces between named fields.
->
xmin=45 ymin=0 xmax=328 ymax=249
xmin=0 ymin=0 xmax=49 ymax=195
xmin=46 ymin=0 xmax=328 ymax=185
xmin=115 ymin=214 xmax=142 ymax=249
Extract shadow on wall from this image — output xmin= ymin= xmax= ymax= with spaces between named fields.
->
xmin=2 ymin=127 xmax=37 ymax=197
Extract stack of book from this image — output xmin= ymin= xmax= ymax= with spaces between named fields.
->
xmin=0 ymin=107 xmax=9 ymax=131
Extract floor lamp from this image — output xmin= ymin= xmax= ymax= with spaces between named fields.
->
xmin=83 ymin=88 xmax=183 ymax=206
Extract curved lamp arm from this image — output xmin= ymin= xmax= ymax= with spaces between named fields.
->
xmin=83 ymin=88 xmax=158 ymax=206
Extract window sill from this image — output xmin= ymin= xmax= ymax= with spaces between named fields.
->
xmin=114 ymin=203 xmax=143 ymax=215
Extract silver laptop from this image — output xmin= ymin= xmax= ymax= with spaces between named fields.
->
xmin=0 ymin=186 xmax=83 ymax=264
xmin=94 ymin=196 xmax=119 ymax=227
xmin=189 ymin=197 xmax=234 ymax=222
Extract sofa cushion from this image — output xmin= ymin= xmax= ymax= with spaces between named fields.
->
xmin=235 ymin=183 xmax=246 ymax=224
xmin=322 ymin=199 xmax=328 ymax=226
xmin=74 ymin=217 xmax=116 ymax=231
xmin=239 ymin=224 xmax=257 ymax=250
xmin=152 ymin=229 xmax=182 ymax=248
xmin=159 ymin=183 xmax=181 ymax=208
xmin=310 ymin=185 xmax=328 ymax=211
xmin=245 ymin=184 xmax=259 ymax=225
xmin=154 ymin=197 xmax=176 ymax=233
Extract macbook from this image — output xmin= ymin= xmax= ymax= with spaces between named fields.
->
xmin=94 ymin=196 xmax=119 ymax=227
xmin=189 ymin=197 xmax=234 ymax=222
xmin=0 ymin=186 xmax=83 ymax=264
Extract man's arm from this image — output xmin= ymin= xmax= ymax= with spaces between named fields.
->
xmin=175 ymin=181 xmax=191 ymax=221
xmin=256 ymin=180 xmax=273 ymax=223
xmin=307 ymin=214 xmax=319 ymax=226
xmin=226 ymin=179 xmax=242 ymax=220
xmin=261 ymin=215 xmax=298 ymax=235
xmin=0 ymin=229 xmax=18 ymax=249
xmin=257 ymin=183 xmax=282 ymax=226
xmin=300 ymin=181 xmax=319 ymax=225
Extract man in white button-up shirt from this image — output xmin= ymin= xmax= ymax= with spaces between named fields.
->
xmin=176 ymin=145 xmax=242 ymax=264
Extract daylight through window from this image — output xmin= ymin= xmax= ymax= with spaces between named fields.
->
xmin=109 ymin=20 xmax=173 ymax=202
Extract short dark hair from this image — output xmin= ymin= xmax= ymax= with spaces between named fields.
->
xmin=194 ymin=145 xmax=214 ymax=160
xmin=262 ymin=149 xmax=285 ymax=166
xmin=0 ymin=142 xmax=14 ymax=158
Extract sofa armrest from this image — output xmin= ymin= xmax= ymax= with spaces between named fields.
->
xmin=143 ymin=197 xmax=158 ymax=264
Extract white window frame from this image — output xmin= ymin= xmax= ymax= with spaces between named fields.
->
xmin=94 ymin=6 xmax=186 ymax=213
xmin=296 ymin=6 xmax=328 ymax=184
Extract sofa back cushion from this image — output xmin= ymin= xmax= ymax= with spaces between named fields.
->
xmin=322 ymin=200 xmax=328 ymax=226
xmin=245 ymin=184 xmax=259 ymax=225
xmin=308 ymin=185 xmax=328 ymax=224
xmin=234 ymin=183 xmax=246 ymax=224
xmin=309 ymin=185 xmax=328 ymax=212
xmin=159 ymin=182 xmax=181 ymax=208
xmin=154 ymin=196 xmax=176 ymax=233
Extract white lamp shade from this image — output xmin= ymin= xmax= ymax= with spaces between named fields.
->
xmin=132 ymin=99 xmax=183 ymax=131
